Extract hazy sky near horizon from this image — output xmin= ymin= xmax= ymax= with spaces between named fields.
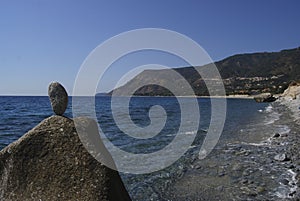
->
xmin=0 ymin=0 xmax=300 ymax=95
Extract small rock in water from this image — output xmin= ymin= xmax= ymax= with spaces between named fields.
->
xmin=48 ymin=82 xmax=68 ymax=115
xmin=274 ymin=153 xmax=289 ymax=162
xmin=273 ymin=133 xmax=280 ymax=138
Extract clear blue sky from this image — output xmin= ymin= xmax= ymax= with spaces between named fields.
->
xmin=0 ymin=0 xmax=299 ymax=95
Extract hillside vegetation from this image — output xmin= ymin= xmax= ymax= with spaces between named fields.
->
xmin=110 ymin=47 xmax=300 ymax=96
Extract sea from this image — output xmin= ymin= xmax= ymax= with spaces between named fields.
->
xmin=0 ymin=96 xmax=295 ymax=200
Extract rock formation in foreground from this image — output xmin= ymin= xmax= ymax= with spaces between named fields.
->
xmin=282 ymin=81 xmax=300 ymax=100
xmin=0 ymin=115 xmax=131 ymax=201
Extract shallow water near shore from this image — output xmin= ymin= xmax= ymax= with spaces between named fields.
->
xmin=0 ymin=96 xmax=297 ymax=200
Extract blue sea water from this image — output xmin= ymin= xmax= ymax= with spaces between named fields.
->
xmin=0 ymin=96 xmax=278 ymax=199
xmin=0 ymin=96 xmax=268 ymax=150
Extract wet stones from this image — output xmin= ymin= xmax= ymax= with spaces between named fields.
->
xmin=48 ymin=82 xmax=68 ymax=115
xmin=279 ymin=178 xmax=290 ymax=186
xmin=274 ymin=153 xmax=290 ymax=162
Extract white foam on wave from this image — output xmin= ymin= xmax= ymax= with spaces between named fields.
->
xmin=242 ymin=103 xmax=291 ymax=147
xmin=189 ymin=145 xmax=197 ymax=149
xmin=288 ymin=169 xmax=298 ymax=193
xmin=166 ymin=130 xmax=199 ymax=137
xmin=184 ymin=130 xmax=197 ymax=135
xmin=241 ymin=141 xmax=269 ymax=146
xmin=264 ymin=111 xmax=281 ymax=125
xmin=259 ymin=104 xmax=281 ymax=125
xmin=265 ymin=105 xmax=273 ymax=113
xmin=274 ymin=169 xmax=298 ymax=199
xmin=200 ymin=128 xmax=208 ymax=132
xmin=277 ymin=125 xmax=291 ymax=135
xmin=263 ymin=105 xmax=281 ymax=125
xmin=278 ymin=97 xmax=300 ymax=124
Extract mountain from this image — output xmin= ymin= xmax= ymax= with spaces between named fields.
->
xmin=110 ymin=47 xmax=300 ymax=96
xmin=96 ymin=92 xmax=110 ymax=96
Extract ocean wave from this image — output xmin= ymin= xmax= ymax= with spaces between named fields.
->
xmin=265 ymin=105 xmax=273 ymax=113
xmin=184 ymin=130 xmax=197 ymax=135
xmin=263 ymin=111 xmax=281 ymax=125
xmin=277 ymin=125 xmax=291 ymax=135
xmin=241 ymin=141 xmax=270 ymax=146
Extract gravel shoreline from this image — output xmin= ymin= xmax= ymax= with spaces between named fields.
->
xmin=278 ymin=96 xmax=300 ymax=200
xmin=164 ymin=97 xmax=300 ymax=201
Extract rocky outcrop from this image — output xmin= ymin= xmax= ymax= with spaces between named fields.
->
xmin=0 ymin=116 xmax=131 ymax=201
xmin=253 ymin=93 xmax=276 ymax=103
xmin=282 ymin=81 xmax=300 ymax=100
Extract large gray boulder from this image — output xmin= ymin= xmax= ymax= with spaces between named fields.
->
xmin=0 ymin=116 xmax=131 ymax=201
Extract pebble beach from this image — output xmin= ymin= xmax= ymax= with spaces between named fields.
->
xmin=164 ymin=88 xmax=300 ymax=200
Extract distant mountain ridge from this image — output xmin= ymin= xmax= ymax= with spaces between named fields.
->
xmin=109 ymin=47 xmax=300 ymax=96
